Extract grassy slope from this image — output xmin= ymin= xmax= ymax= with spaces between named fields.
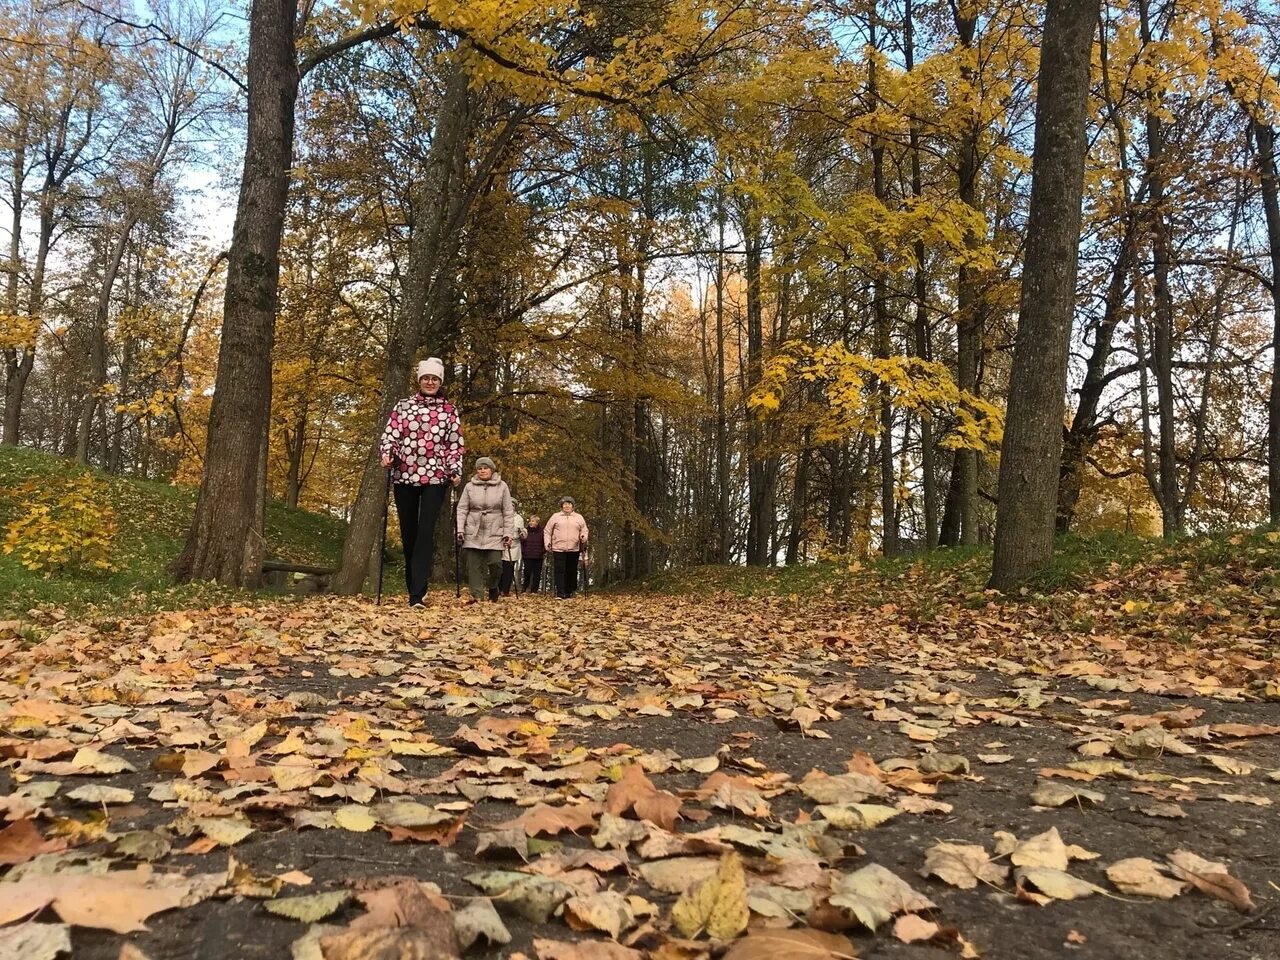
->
xmin=0 ymin=445 xmax=347 ymax=617
xmin=632 ymin=528 xmax=1280 ymax=629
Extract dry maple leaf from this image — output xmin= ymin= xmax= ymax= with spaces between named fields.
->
xmin=499 ymin=802 xmax=600 ymax=838
xmin=605 ymin=764 xmax=683 ymax=830
xmin=670 ymin=851 xmax=750 ymax=940
xmin=1166 ymin=850 xmax=1255 ymax=912
xmin=919 ymin=842 xmax=1008 ymax=890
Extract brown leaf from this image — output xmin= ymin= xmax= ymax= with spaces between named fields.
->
xmin=722 ymin=929 xmax=857 ymax=959
xmin=894 ymin=913 xmax=940 ymax=943
xmin=499 ymin=802 xmax=600 ymax=838
xmin=605 ymin=764 xmax=683 ymax=830
xmin=1167 ymin=851 xmax=1255 ymax=912
xmin=533 ymin=939 xmax=643 ymax=960
xmin=0 ymin=819 xmax=67 ymax=866
xmin=384 ymin=816 xmax=466 ymax=847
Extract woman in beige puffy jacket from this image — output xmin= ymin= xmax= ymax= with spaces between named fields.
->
xmin=454 ymin=457 xmax=515 ymax=601
xmin=544 ymin=496 xmax=588 ymax=599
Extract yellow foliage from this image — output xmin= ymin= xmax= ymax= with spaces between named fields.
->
xmin=749 ymin=341 xmax=1004 ymax=454
xmin=0 ymin=312 xmax=39 ymax=350
xmin=2 ymin=472 xmax=119 ymax=575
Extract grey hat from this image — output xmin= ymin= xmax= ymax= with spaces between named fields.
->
xmin=476 ymin=456 xmax=496 ymax=471
xmin=560 ymin=495 xmax=575 ymax=506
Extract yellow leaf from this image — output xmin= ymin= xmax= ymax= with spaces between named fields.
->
xmin=671 ymin=851 xmax=749 ymax=940
xmin=333 ymin=805 xmax=377 ymax=832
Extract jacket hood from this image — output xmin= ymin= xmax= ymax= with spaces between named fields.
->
xmin=469 ymin=471 xmax=503 ymax=485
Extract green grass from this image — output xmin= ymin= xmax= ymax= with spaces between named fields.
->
xmin=0 ymin=445 xmax=348 ymax=619
xmin=628 ymin=527 xmax=1279 ymax=606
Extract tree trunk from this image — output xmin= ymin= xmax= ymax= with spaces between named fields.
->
xmin=990 ymin=0 xmax=1097 ymax=590
xmin=743 ymin=203 xmax=771 ymax=566
xmin=332 ymin=64 xmax=473 ymax=594
xmin=714 ymin=188 xmax=731 ymax=563
xmin=76 ymin=222 xmax=135 ymax=463
xmin=1255 ymin=119 xmax=1280 ymax=526
xmin=173 ymin=0 xmax=299 ymax=587
xmin=905 ymin=0 xmax=937 ymax=549
xmin=953 ymin=4 xmax=984 ymax=546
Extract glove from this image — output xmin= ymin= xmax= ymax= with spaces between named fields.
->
xmin=455 ymin=533 xmax=464 ymax=545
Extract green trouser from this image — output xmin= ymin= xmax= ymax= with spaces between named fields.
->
xmin=463 ymin=548 xmax=502 ymax=598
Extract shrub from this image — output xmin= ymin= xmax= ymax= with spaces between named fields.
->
xmin=3 ymin=471 xmax=119 ymax=575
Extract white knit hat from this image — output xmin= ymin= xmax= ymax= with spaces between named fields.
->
xmin=417 ymin=357 xmax=445 ymax=381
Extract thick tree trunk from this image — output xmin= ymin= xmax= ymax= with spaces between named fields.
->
xmin=990 ymin=0 xmax=1097 ymax=590
xmin=173 ymin=0 xmax=299 ymax=587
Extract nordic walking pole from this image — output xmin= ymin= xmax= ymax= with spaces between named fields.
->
xmin=376 ymin=469 xmax=391 ymax=605
xmin=452 ymin=488 xmax=462 ymax=599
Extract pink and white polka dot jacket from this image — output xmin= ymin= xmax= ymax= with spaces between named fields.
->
xmin=378 ymin=393 xmax=465 ymax=485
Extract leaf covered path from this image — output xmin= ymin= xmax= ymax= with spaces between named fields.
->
xmin=1 ymin=589 xmax=1278 ymax=959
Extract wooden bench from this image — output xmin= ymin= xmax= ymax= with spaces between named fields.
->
xmin=261 ymin=559 xmax=335 ymax=594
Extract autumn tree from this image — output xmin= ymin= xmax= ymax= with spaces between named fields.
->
xmin=991 ymin=0 xmax=1098 ymax=589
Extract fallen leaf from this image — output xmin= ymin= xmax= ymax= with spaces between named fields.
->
xmin=1015 ymin=867 xmax=1102 ymax=902
xmin=0 ymin=922 xmax=71 ymax=960
xmin=563 ymin=891 xmax=637 ymax=939
xmin=638 ymin=857 xmax=720 ymax=894
xmin=670 ymin=851 xmax=749 ymax=940
xmin=815 ymin=803 xmax=899 ymax=830
xmin=1167 ymin=850 xmax=1254 ymax=912
xmin=66 ymin=785 xmax=135 ymax=806
xmin=606 ymin=764 xmax=683 ymax=830
xmin=920 ymin=842 xmax=1008 ymax=890
xmin=193 ymin=817 xmax=255 ymax=847
xmin=0 ymin=819 xmax=67 ymax=866
xmin=533 ymin=940 xmax=643 ymax=960
xmin=333 ymin=805 xmax=377 ymax=833
xmin=829 ymin=863 xmax=935 ymax=930
xmin=894 ymin=913 xmax=940 ymax=943
xmin=798 ymin=772 xmax=890 ymax=805
xmin=500 ymin=803 xmax=599 ymax=838
xmin=721 ymin=929 xmax=856 ymax=959
xmin=1030 ymin=780 xmax=1105 ymax=808
xmin=453 ymin=897 xmax=511 ymax=950
xmin=1105 ymin=858 xmax=1186 ymax=899
xmin=465 ymin=871 xmax=576 ymax=922
xmin=263 ymin=890 xmax=352 ymax=922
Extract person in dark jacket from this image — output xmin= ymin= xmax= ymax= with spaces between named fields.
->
xmin=520 ymin=513 xmax=546 ymax=593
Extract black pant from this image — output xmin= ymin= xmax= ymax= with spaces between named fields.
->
xmin=499 ymin=559 xmax=517 ymax=595
xmin=392 ymin=482 xmax=448 ymax=603
xmin=552 ymin=550 xmax=579 ymax=598
xmin=521 ymin=557 xmax=544 ymax=593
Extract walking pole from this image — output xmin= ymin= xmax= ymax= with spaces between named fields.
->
xmin=376 ymin=469 xmax=391 ymax=605
xmin=579 ymin=547 xmax=588 ymax=596
xmin=452 ymin=488 xmax=461 ymax=599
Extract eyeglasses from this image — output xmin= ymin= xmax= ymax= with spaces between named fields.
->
xmin=420 ymin=375 xmax=442 ymax=384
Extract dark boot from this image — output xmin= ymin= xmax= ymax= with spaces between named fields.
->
xmin=488 ymin=587 xmax=499 ymax=602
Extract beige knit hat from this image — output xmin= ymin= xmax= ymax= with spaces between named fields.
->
xmin=417 ymin=357 xmax=445 ymax=381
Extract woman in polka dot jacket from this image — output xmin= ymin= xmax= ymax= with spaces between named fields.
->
xmin=379 ymin=357 xmax=465 ymax=606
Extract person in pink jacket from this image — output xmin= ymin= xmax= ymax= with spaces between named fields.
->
xmin=544 ymin=496 xmax=588 ymax=599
